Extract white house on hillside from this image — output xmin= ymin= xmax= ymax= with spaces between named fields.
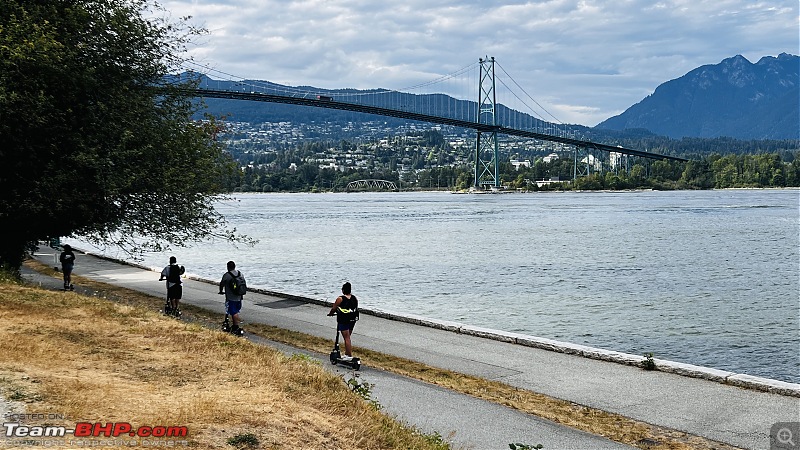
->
xmin=543 ymin=153 xmax=559 ymax=163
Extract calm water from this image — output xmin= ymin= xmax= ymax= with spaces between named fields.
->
xmin=73 ymin=189 xmax=800 ymax=383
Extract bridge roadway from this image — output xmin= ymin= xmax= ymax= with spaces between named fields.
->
xmin=21 ymin=248 xmax=799 ymax=450
xmin=184 ymin=88 xmax=688 ymax=162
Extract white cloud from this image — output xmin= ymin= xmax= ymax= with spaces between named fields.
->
xmin=164 ymin=0 xmax=799 ymax=126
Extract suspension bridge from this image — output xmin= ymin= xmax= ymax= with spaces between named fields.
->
xmin=181 ymin=57 xmax=687 ymax=188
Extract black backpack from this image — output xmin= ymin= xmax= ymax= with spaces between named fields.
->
xmin=168 ymin=265 xmax=184 ymax=283
xmin=228 ymin=271 xmax=247 ymax=296
xmin=337 ymin=295 xmax=359 ymax=323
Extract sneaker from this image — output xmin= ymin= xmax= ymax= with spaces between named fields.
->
xmin=341 ymin=355 xmax=353 ymax=361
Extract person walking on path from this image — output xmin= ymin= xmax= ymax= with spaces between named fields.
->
xmin=59 ymin=244 xmax=76 ymax=290
xmin=159 ymin=256 xmax=184 ymax=316
xmin=327 ymin=282 xmax=359 ymax=360
xmin=219 ymin=261 xmax=246 ymax=334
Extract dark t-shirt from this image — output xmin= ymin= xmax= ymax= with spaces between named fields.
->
xmin=167 ymin=264 xmax=182 ymax=284
xmin=336 ymin=294 xmax=359 ymax=324
xmin=60 ymin=250 xmax=75 ymax=267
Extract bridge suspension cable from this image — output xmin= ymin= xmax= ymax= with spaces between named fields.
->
xmin=497 ymin=63 xmax=569 ymax=137
xmin=496 ymin=63 xmax=563 ymax=122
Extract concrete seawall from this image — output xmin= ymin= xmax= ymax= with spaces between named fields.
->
xmin=256 ymin=288 xmax=800 ymax=398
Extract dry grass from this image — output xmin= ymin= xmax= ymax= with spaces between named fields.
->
xmin=12 ymin=259 xmax=741 ymax=450
xmin=243 ymin=324 xmax=741 ymax=450
xmin=0 ymin=264 xmax=448 ymax=450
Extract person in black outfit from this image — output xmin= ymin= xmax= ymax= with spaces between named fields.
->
xmin=158 ymin=256 xmax=183 ymax=316
xmin=327 ymin=282 xmax=359 ymax=360
xmin=59 ymin=244 xmax=76 ymax=290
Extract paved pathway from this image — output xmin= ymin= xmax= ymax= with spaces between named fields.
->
xmin=21 ymin=248 xmax=800 ymax=450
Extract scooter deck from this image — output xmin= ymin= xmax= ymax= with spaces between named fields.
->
xmin=330 ymin=350 xmax=361 ymax=370
xmin=162 ymin=303 xmax=181 ymax=317
xmin=332 ymin=358 xmax=361 ymax=370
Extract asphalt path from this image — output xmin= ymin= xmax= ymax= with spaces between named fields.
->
xmin=19 ymin=250 xmax=632 ymax=450
xmin=18 ymin=248 xmax=800 ymax=450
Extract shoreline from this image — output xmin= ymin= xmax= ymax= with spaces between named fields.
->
xmin=90 ymin=248 xmax=800 ymax=398
xmin=227 ymin=186 xmax=800 ymax=195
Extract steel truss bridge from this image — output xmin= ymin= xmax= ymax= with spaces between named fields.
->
xmin=184 ymin=57 xmax=686 ymax=188
xmin=346 ymin=179 xmax=398 ymax=191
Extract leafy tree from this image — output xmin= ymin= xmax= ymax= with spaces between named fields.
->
xmin=573 ymin=174 xmax=604 ymax=190
xmin=786 ymin=158 xmax=800 ymax=186
xmin=603 ymin=172 xmax=626 ymax=190
xmin=0 ymin=0 xmax=243 ymax=272
xmin=629 ymin=164 xmax=647 ymax=185
xmin=651 ymin=159 xmax=683 ymax=182
xmin=679 ymin=160 xmax=714 ymax=189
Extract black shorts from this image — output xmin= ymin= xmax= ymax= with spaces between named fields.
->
xmin=337 ymin=321 xmax=356 ymax=332
xmin=167 ymin=284 xmax=183 ymax=300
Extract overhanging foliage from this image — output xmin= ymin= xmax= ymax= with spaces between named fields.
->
xmin=0 ymin=0 xmax=247 ymax=271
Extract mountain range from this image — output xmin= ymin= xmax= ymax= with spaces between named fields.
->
xmin=194 ymin=53 xmax=799 ymax=141
xmin=595 ymin=53 xmax=799 ymax=140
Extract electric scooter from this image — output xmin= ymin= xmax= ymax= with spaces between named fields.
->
xmin=329 ymin=329 xmax=361 ymax=370
xmin=162 ymin=298 xmax=181 ymax=317
xmin=161 ymin=299 xmax=173 ymax=316
xmin=221 ymin=314 xmax=244 ymax=336
xmin=159 ymin=267 xmax=184 ymax=317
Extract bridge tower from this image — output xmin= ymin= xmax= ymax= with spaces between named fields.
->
xmin=474 ymin=57 xmax=500 ymax=188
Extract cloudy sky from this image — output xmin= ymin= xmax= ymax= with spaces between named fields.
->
xmin=162 ymin=0 xmax=798 ymax=126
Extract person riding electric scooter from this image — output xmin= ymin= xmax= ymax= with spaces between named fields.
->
xmin=327 ymin=282 xmax=360 ymax=368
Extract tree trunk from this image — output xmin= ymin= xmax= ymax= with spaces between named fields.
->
xmin=0 ymin=239 xmax=29 ymax=276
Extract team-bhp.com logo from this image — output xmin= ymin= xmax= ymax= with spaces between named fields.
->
xmin=4 ymin=422 xmax=188 ymax=441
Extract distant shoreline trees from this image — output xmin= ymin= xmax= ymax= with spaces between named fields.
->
xmin=224 ymin=147 xmax=800 ymax=192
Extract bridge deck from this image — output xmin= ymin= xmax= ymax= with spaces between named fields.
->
xmin=185 ymin=88 xmax=687 ymax=162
